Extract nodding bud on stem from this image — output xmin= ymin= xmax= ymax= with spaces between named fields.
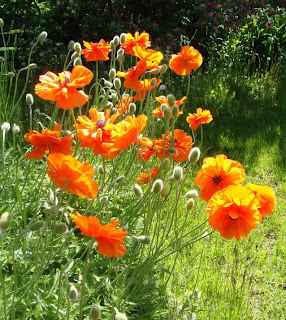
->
xmin=152 ymin=179 xmax=164 ymax=195
xmin=26 ymin=93 xmax=34 ymax=106
xmin=128 ymin=103 xmax=136 ymax=114
xmin=0 ymin=212 xmax=12 ymax=231
xmin=167 ymin=147 xmax=177 ymax=154
xmin=54 ymin=223 xmax=68 ymax=234
xmin=172 ymin=104 xmax=179 ymax=117
xmin=37 ymin=31 xmax=47 ymax=42
xmin=114 ymin=308 xmax=128 ymax=320
xmin=160 ymin=64 xmax=168 ymax=74
xmin=109 ymin=68 xmax=116 ymax=80
xmin=163 ymin=107 xmax=171 ymax=121
xmin=183 ymin=190 xmax=199 ymax=199
xmin=151 ymin=69 xmax=160 ymax=75
xmin=74 ymin=42 xmax=82 ymax=53
xmin=0 ymin=19 xmax=4 ymax=28
xmin=104 ymin=80 xmax=113 ymax=89
xmin=133 ymin=183 xmax=143 ymax=199
xmin=120 ymin=33 xmax=127 ymax=44
xmin=173 ymin=166 xmax=183 ymax=181
xmin=161 ymin=185 xmax=169 ymax=198
xmin=98 ymin=165 xmax=104 ymax=175
xmin=167 ymin=94 xmax=175 ymax=106
xmin=68 ymin=284 xmax=81 ymax=301
xmin=113 ymin=78 xmax=121 ymax=90
xmin=161 ymin=158 xmax=170 ymax=170
xmin=150 ymin=78 xmax=157 ymax=88
xmin=28 ymin=63 xmax=37 ymax=70
xmin=71 ymin=51 xmax=79 ymax=61
xmin=110 ymin=40 xmax=116 ymax=50
xmin=90 ymin=304 xmax=101 ymax=320
xmin=113 ymin=35 xmax=120 ymax=46
xmin=117 ymin=48 xmax=124 ymax=56
xmin=186 ymin=198 xmax=195 ymax=211
xmin=68 ymin=40 xmax=75 ymax=51
xmin=188 ymin=147 xmax=201 ymax=163
xmin=115 ymin=175 xmax=125 ymax=183
xmin=136 ymin=235 xmax=152 ymax=244
xmin=106 ymin=101 xmax=113 ymax=109
xmin=73 ymin=57 xmax=82 ymax=66
xmin=30 ymin=221 xmax=46 ymax=232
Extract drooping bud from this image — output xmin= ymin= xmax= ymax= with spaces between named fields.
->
xmin=109 ymin=68 xmax=116 ymax=80
xmin=0 ymin=212 xmax=12 ymax=231
xmin=173 ymin=166 xmax=183 ymax=181
xmin=98 ymin=165 xmax=104 ymax=175
xmin=161 ymin=158 xmax=170 ymax=170
xmin=0 ymin=19 xmax=4 ymax=28
xmin=74 ymin=42 xmax=82 ymax=53
xmin=1 ymin=122 xmax=10 ymax=132
xmin=151 ymin=69 xmax=160 ymax=75
xmin=117 ymin=48 xmax=124 ymax=56
xmin=26 ymin=93 xmax=34 ymax=106
xmin=167 ymin=94 xmax=175 ymax=106
xmin=12 ymin=124 xmax=20 ymax=134
xmin=128 ymin=103 xmax=136 ymax=114
xmin=71 ymin=51 xmax=79 ymax=61
xmin=54 ymin=223 xmax=68 ymax=234
xmin=113 ymin=77 xmax=121 ymax=90
xmin=172 ymin=104 xmax=179 ymax=117
xmin=161 ymin=185 xmax=169 ymax=198
xmin=120 ymin=33 xmax=127 ymax=44
xmin=68 ymin=284 xmax=80 ymax=301
xmin=73 ymin=57 xmax=82 ymax=66
xmin=100 ymin=88 xmax=106 ymax=95
xmin=37 ymin=31 xmax=48 ymax=42
xmin=186 ymin=198 xmax=195 ymax=211
xmin=183 ymin=190 xmax=199 ymax=199
xmin=152 ymin=179 xmax=164 ymax=195
xmin=150 ymin=78 xmax=157 ymax=88
xmin=90 ymin=304 xmax=101 ymax=320
xmin=30 ymin=221 xmax=46 ymax=232
xmin=136 ymin=235 xmax=152 ymax=245
xmin=133 ymin=183 xmax=143 ymax=199
xmin=68 ymin=40 xmax=75 ymax=51
xmin=115 ymin=175 xmax=125 ymax=184
xmin=188 ymin=147 xmax=200 ymax=164
xmin=104 ymin=80 xmax=113 ymax=89
xmin=160 ymin=64 xmax=168 ymax=74
xmin=114 ymin=308 xmax=128 ymax=320
xmin=167 ymin=147 xmax=177 ymax=154
xmin=163 ymin=107 xmax=171 ymax=121
xmin=113 ymin=35 xmax=120 ymax=46
xmin=28 ymin=63 xmax=37 ymax=70
xmin=105 ymin=101 xmax=113 ymax=109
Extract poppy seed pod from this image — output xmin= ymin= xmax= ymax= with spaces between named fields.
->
xmin=73 ymin=57 xmax=82 ymax=66
xmin=161 ymin=185 xmax=169 ymax=198
xmin=161 ymin=158 xmax=170 ymax=170
xmin=172 ymin=104 xmax=179 ymax=117
xmin=71 ymin=51 xmax=79 ymax=61
xmin=133 ymin=183 xmax=143 ymax=199
xmin=37 ymin=31 xmax=47 ymax=42
xmin=167 ymin=147 xmax=177 ymax=154
xmin=115 ymin=175 xmax=125 ymax=183
xmin=26 ymin=93 xmax=34 ymax=106
xmin=120 ymin=33 xmax=127 ymax=44
xmin=68 ymin=284 xmax=80 ymax=301
xmin=0 ymin=212 xmax=12 ymax=231
xmin=152 ymin=179 xmax=164 ymax=195
xmin=167 ymin=94 xmax=175 ymax=106
xmin=109 ymin=68 xmax=116 ymax=80
xmin=113 ymin=78 xmax=121 ymax=90
xmin=183 ymin=190 xmax=199 ymax=199
xmin=30 ymin=221 xmax=46 ymax=232
xmin=173 ymin=166 xmax=183 ymax=181
xmin=0 ymin=19 xmax=4 ymax=28
xmin=186 ymin=198 xmax=195 ymax=211
xmin=54 ymin=223 xmax=68 ymax=234
xmin=68 ymin=40 xmax=75 ymax=51
xmin=160 ymin=64 xmax=168 ymax=74
xmin=1 ymin=122 xmax=10 ymax=132
xmin=90 ymin=304 xmax=101 ymax=320
xmin=136 ymin=235 xmax=152 ymax=245
xmin=128 ymin=103 xmax=136 ymax=114
xmin=113 ymin=35 xmax=120 ymax=46
xmin=188 ymin=147 xmax=201 ymax=163
xmin=163 ymin=107 xmax=171 ymax=121
xmin=74 ymin=42 xmax=82 ymax=53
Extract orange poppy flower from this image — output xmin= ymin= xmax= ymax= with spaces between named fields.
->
xmin=186 ymin=108 xmax=213 ymax=130
xmin=155 ymin=129 xmax=193 ymax=162
xmin=169 ymin=46 xmax=203 ymax=76
xmin=152 ymin=96 xmax=186 ymax=118
xmin=206 ymin=185 xmax=261 ymax=240
xmin=133 ymin=46 xmax=163 ymax=65
xmin=24 ymin=124 xmax=73 ymax=159
xmin=70 ymin=212 xmax=128 ymax=257
xmin=47 ymin=153 xmax=98 ymax=199
xmin=115 ymin=96 xmax=134 ymax=114
xmin=76 ymin=108 xmax=119 ymax=157
xmin=194 ymin=154 xmax=246 ymax=201
xmin=137 ymin=138 xmax=156 ymax=161
xmin=134 ymin=78 xmax=161 ymax=101
xmin=137 ymin=166 xmax=160 ymax=184
xmin=246 ymin=184 xmax=277 ymax=218
xmin=35 ymin=65 xmax=93 ymax=109
xmin=102 ymin=114 xmax=147 ymax=158
xmin=82 ymin=40 xmax=111 ymax=61
xmin=122 ymin=31 xmax=151 ymax=56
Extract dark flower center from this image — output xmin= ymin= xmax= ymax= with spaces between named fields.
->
xmin=96 ymin=120 xmax=107 ymax=128
xmin=212 ymin=175 xmax=222 ymax=184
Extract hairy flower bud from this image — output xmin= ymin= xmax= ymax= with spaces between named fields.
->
xmin=37 ymin=31 xmax=47 ymax=42
xmin=120 ymin=33 xmax=127 ymax=44
xmin=160 ymin=64 xmax=168 ymax=74
xmin=188 ymin=147 xmax=200 ymax=163
xmin=113 ymin=77 xmax=121 ymax=90
xmin=113 ymin=35 xmax=120 ymax=46
xmin=71 ymin=51 xmax=79 ymax=61
xmin=0 ymin=212 xmax=12 ymax=231
xmin=109 ymin=68 xmax=116 ymax=80
xmin=150 ymin=78 xmax=157 ymax=88
xmin=186 ymin=198 xmax=195 ymax=211
xmin=97 ymin=165 xmax=104 ymax=175
xmin=152 ymin=179 xmax=164 ymax=195
xmin=104 ymin=80 xmax=113 ymax=89
xmin=1 ymin=122 xmax=10 ymax=132
xmin=167 ymin=94 xmax=175 ymax=106
xmin=0 ymin=19 xmax=4 ymax=28
xmin=133 ymin=183 xmax=143 ymax=199
xmin=30 ymin=221 xmax=46 ymax=232
xmin=74 ymin=42 xmax=82 ymax=53
xmin=167 ymin=147 xmax=177 ymax=154
xmin=161 ymin=158 xmax=170 ymax=170
xmin=110 ymin=40 xmax=116 ymax=50
xmin=26 ymin=93 xmax=34 ymax=106
xmin=161 ymin=185 xmax=169 ymax=198
xmin=183 ymin=190 xmax=199 ymax=199
xmin=151 ymin=69 xmax=160 ymax=75
xmin=68 ymin=40 xmax=75 ymax=51
xmin=163 ymin=107 xmax=171 ymax=121
xmin=115 ymin=175 xmax=125 ymax=184
xmin=128 ymin=103 xmax=136 ymax=114
xmin=73 ymin=57 xmax=82 ymax=66
xmin=115 ymin=308 xmax=128 ymax=320
xmin=90 ymin=304 xmax=101 ymax=320
xmin=172 ymin=104 xmax=179 ymax=117
xmin=54 ymin=223 xmax=68 ymax=234
xmin=68 ymin=284 xmax=80 ymax=301
xmin=12 ymin=123 xmax=20 ymax=134
xmin=28 ymin=63 xmax=37 ymax=70
xmin=173 ymin=166 xmax=183 ymax=181
xmin=136 ymin=235 xmax=152 ymax=244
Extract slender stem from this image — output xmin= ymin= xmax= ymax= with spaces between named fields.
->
xmin=0 ymin=261 xmax=7 ymax=320
xmin=1 ymin=129 xmax=5 ymax=172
